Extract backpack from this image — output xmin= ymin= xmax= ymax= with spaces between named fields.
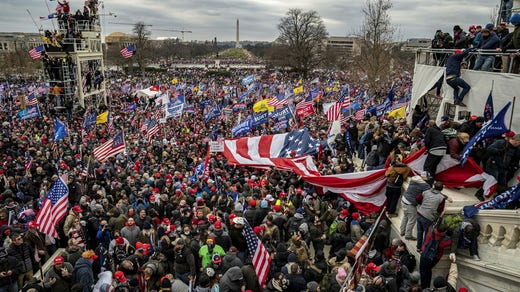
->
xmin=422 ymin=228 xmax=441 ymax=263
xmin=394 ymin=173 xmax=404 ymax=187
xmin=319 ymin=273 xmax=331 ymax=292
xmin=401 ymin=253 xmax=417 ymax=272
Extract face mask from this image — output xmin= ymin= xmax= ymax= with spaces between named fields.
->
xmin=184 ymin=231 xmax=190 ymax=236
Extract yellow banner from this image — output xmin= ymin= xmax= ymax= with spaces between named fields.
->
xmin=388 ymin=106 xmax=406 ymax=119
xmin=293 ymin=86 xmax=303 ymax=95
xmin=96 ymin=111 xmax=108 ymax=124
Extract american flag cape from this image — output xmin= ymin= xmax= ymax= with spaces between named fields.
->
xmin=35 ymin=174 xmax=69 ymax=238
xmin=243 ymin=219 xmax=271 ymax=288
xmin=93 ymin=131 xmax=126 ymax=162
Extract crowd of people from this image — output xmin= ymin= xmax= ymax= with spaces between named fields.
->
xmin=0 ymin=61 xmax=518 ymax=292
xmin=431 ymin=13 xmax=520 ymax=73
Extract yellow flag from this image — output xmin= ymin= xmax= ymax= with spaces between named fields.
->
xmin=293 ymin=86 xmax=303 ymax=95
xmin=298 ymin=78 xmax=303 ymax=85
xmin=171 ymin=78 xmax=178 ymax=85
xmin=333 ymin=85 xmax=339 ymax=92
xmin=96 ymin=111 xmax=109 ymax=124
xmin=388 ymin=106 xmax=406 ymax=119
xmin=253 ymin=99 xmax=274 ymax=113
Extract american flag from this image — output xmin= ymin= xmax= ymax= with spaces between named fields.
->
xmin=267 ymin=93 xmax=288 ymax=107
xmin=35 ymin=173 xmax=69 ymax=238
xmin=146 ymin=118 xmax=160 ymax=143
xmin=243 ymin=220 xmax=271 ymax=288
xmin=140 ymin=118 xmax=150 ymax=133
xmin=120 ymin=44 xmax=135 ymax=59
xmin=25 ymin=151 xmax=33 ymax=171
xmin=106 ymin=114 xmax=114 ymax=134
xmin=325 ymin=103 xmax=342 ymax=121
xmin=295 ymin=99 xmax=314 ymax=111
xmin=338 ymin=95 xmax=351 ymax=109
xmin=28 ymin=45 xmax=44 ymax=60
xmin=93 ymin=131 xmax=126 ymax=162
xmin=223 ymin=129 xmax=321 ymax=176
xmin=355 ymin=109 xmax=366 ymax=121
xmin=81 ymin=162 xmax=96 ymax=179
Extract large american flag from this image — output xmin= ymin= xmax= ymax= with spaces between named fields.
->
xmin=243 ymin=220 xmax=271 ymax=288
xmin=93 ymin=131 xmax=126 ymax=162
xmin=120 ymin=44 xmax=135 ymax=58
xmin=355 ymin=109 xmax=366 ymax=121
xmin=35 ymin=174 xmax=69 ymax=238
xmin=28 ymin=45 xmax=44 ymax=60
xmin=140 ymin=118 xmax=150 ymax=133
xmin=24 ymin=151 xmax=33 ymax=171
xmin=146 ymin=118 xmax=160 ymax=143
xmin=223 ymin=129 xmax=322 ymax=176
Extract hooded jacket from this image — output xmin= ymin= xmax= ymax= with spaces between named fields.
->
xmin=74 ymin=257 xmax=94 ymax=292
xmin=220 ymin=266 xmax=244 ymax=292
xmin=221 ymin=251 xmax=243 ymax=274
xmin=385 ymin=163 xmax=411 ymax=187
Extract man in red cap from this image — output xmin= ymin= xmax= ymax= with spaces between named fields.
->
xmin=111 ymin=236 xmax=135 ymax=269
xmin=244 ymin=199 xmax=259 ymax=227
xmin=63 ymin=205 xmax=83 ymax=236
xmin=24 ymin=221 xmax=49 ymax=267
xmin=43 ymin=255 xmax=74 ymax=292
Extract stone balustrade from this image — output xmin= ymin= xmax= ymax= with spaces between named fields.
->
xmin=475 ymin=209 xmax=520 ymax=253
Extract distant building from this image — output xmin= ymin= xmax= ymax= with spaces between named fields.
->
xmin=105 ymin=32 xmax=136 ymax=47
xmin=325 ymin=36 xmax=362 ymax=57
xmin=402 ymin=38 xmax=430 ymax=51
xmin=0 ymin=32 xmax=43 ymax=53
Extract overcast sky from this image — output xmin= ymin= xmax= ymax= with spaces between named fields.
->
xmin=1 ymin=0 xmax=500 ymax=41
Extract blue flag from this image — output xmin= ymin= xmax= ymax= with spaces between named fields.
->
xmin=189 ymin=162 xmax=205 ymax=183
xmin=483 ymin=91 xmax=494 ymax=122
xmin=463 ymin=183 xmax=520 ymax=217
xmin=270 ymin=106 xmax=293 ymax=123
xmin=17 ymin=105 xmax=41 ymax=120
xmin=252 ymin=111 xmax=268 ymax=128
xmin=123 ymin=103 xmax=136 ymax=112
xmin=376 ymin=88 xmax=394 ymax=117
xmin=54 ymin=118 xmax=69 ymax=141
xmin=460 ymin=102 xmax=511 ymax=166
xmin=205 ymin=104 xmax=221 ymax=122
xmin=83 ymin=111 xmax=97 ymax=130
xmin=415 ymin=113 xmax=429 ymax=130
xmin=345 ymin=129 xmax=354 ymax=156
xmin=242 ymin=74 xmax=255 ymax=86
xmin=232 ymin=119 xmax=252 ymax=137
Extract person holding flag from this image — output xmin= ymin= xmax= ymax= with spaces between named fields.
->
xmin=485 ymin=133 xmax=520 ymax=193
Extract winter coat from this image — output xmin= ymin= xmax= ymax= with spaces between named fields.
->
xmin=445 ymin=49 xmax=472 ymax=78
xmin=242 ymin=264 xmax=261 ymax=292
xmin=120 ymin=225 xmax=141 ymax=246
xmin=424 ymin=125 xmax=447 ymax=156
xmin=286 ymin=272 xmax=307 ymax=292
xmin=420 ymin=228 xmax=452 ymax=262
xmin=504 ymin=25 xmax=520 ymax=51
xmin=43 ymin=263 xmax=74 ymax=292
xmin=220 ymin=266 xmax=244 ymax=292
xmin=199 ymin=244 xmax=225 ymax=268
xmin=221 ymin=251 xmax=243 ymax=274
xmin=74 ymin=257 xmax=94 ymax=292
xmin=476 ymin=32 xmax=500 ymax=50
xmin=0 ymin=255 xmax=21 ymax=288
xmin=63 ymin=210 xmax=81 ymax=235
xmin=210 ymin=229 xmax=232 ymax=252
xmin=7 ymin=242 xmax=33 ymax=273
xmin=385 ymin=163 xmax=411 ymax=187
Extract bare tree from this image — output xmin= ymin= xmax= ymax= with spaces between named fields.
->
xmin=275 ymin=9 xmax=328 ymax=76
xmin=355 ymin=0 xmax=396 ymax=89
xmin=133 ymin=22 xmax=152 ymax=77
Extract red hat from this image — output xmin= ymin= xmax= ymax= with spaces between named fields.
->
xmin=249 ymin=199 xmax=256 ymax=208
xmin=296 ymin=188 xmax=302 ymax=194
xmin=166 ymin=179 xmax=172 ymax=183
xmin=163 ymin=218 xmax=170 ymax=225
xmin=153 ymin=187 xmax=160 ymax=193
xmin=253 ymin=226 xmax=263 ymax=235
xmin=340 ymin=209 xmax=349 ymax=217
xmin=53 ymin=256 xmax=64 ymax=265
xmin=365 ymin=262 xmax=380 ymax=274
xmin=115 ymin=236 xmax=125 ymax=245
xmin=279 ymin=192 xmax=287 ymax=197
xmin=272 ymin=205 xmax=281 ymax=212
xmin=470 ymin=115 xmax=478 ymax=121
xmin=454 ymin=49 xmax=464 ymax=54
xmin=154 ymin=172 xmax=161 ymax=178
xmin=229 ymin=213 xmax=237 ymax=225
xmin=208 ymin=214 xmax=216 ymax=223
xmin=72 ymin=206 xmax=83 ymax=213
xmin=214 ymin=221 xmax=222 ymax=229
xmin=197 ymin=199 xmax=205 ymax=207
xmin=166 ymin=173 xmax=173 ymax=179
xmin=28 ymin=221 xmax=39 ymax=228
xmin=192 ymin=218 xmax=199 ymax=225
xmin=114 ymin=271 xmax=127 ymax=283
xmin=352 ymin=212 xmax=360 ymax=221
xmin=505 ymin=131 xmax=516 ymax=138
xmin=136 ymin=242 xmax=144 ymax=250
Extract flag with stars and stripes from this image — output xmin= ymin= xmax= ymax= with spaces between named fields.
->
xmin=93 ymin=131 xmax=126 ymax=162
xmin=25 ymin=151 xmax=33 ymax=171
xmin=223 ymin=129 xmax=322 ymax=176
xmin=25 ymin=92 xmax=38 ymax=106
xmin=267 ymin=93 xmax=288 ymax=107
xmin=35 ymin=173 xmax=69 ymax=238
xmin=243 ymin=219 xmax=271 ymax=288
xmin=146 ymin=118 xmax=160 ymax=142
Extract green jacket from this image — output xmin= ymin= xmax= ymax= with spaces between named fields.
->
xmin=198 ymin=244 xmax=225 ymax=268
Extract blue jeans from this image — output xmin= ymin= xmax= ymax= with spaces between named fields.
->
xmin=175 ymin=271 xmax=190 ymax=286
xmin=502 ymin=0 xmax=514 ymax=23
xmin=446 ymin=77 xmax=471 ymax=103
xmin=473 ymin=55 xmax=495 ymax=71
xmin=416 ymin=215 xmax=433 ymax=250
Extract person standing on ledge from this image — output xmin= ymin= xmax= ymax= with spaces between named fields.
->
xmin=446 ymin=48 xmax=474 ymax=107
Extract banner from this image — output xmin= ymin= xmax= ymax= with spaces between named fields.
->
xmin=165 ymin=103 xmax=184 ymax=119
xmin=253 ymin=99 xmax=274 ymax=113
xmin=252 ymin=111 xmax=268 ymax=128
xmin=242 ymin=74 xmax=255 ymax=86
xmin=296 ymin=103 xmax=315 ymax=118
xmin=232 ymin=119 xmax=252 ymax=137
xmin=17 ymin=105 xmax=41 ymax=120
xmin=270 ymin=106 xmax=292 ymax=123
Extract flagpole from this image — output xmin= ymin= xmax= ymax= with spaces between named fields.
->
xmin=510 ymin=96 xmax=516 ymax=130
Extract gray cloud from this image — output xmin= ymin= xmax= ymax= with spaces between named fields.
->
xmin=1 ymin=0 xmax=499 ymax=41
